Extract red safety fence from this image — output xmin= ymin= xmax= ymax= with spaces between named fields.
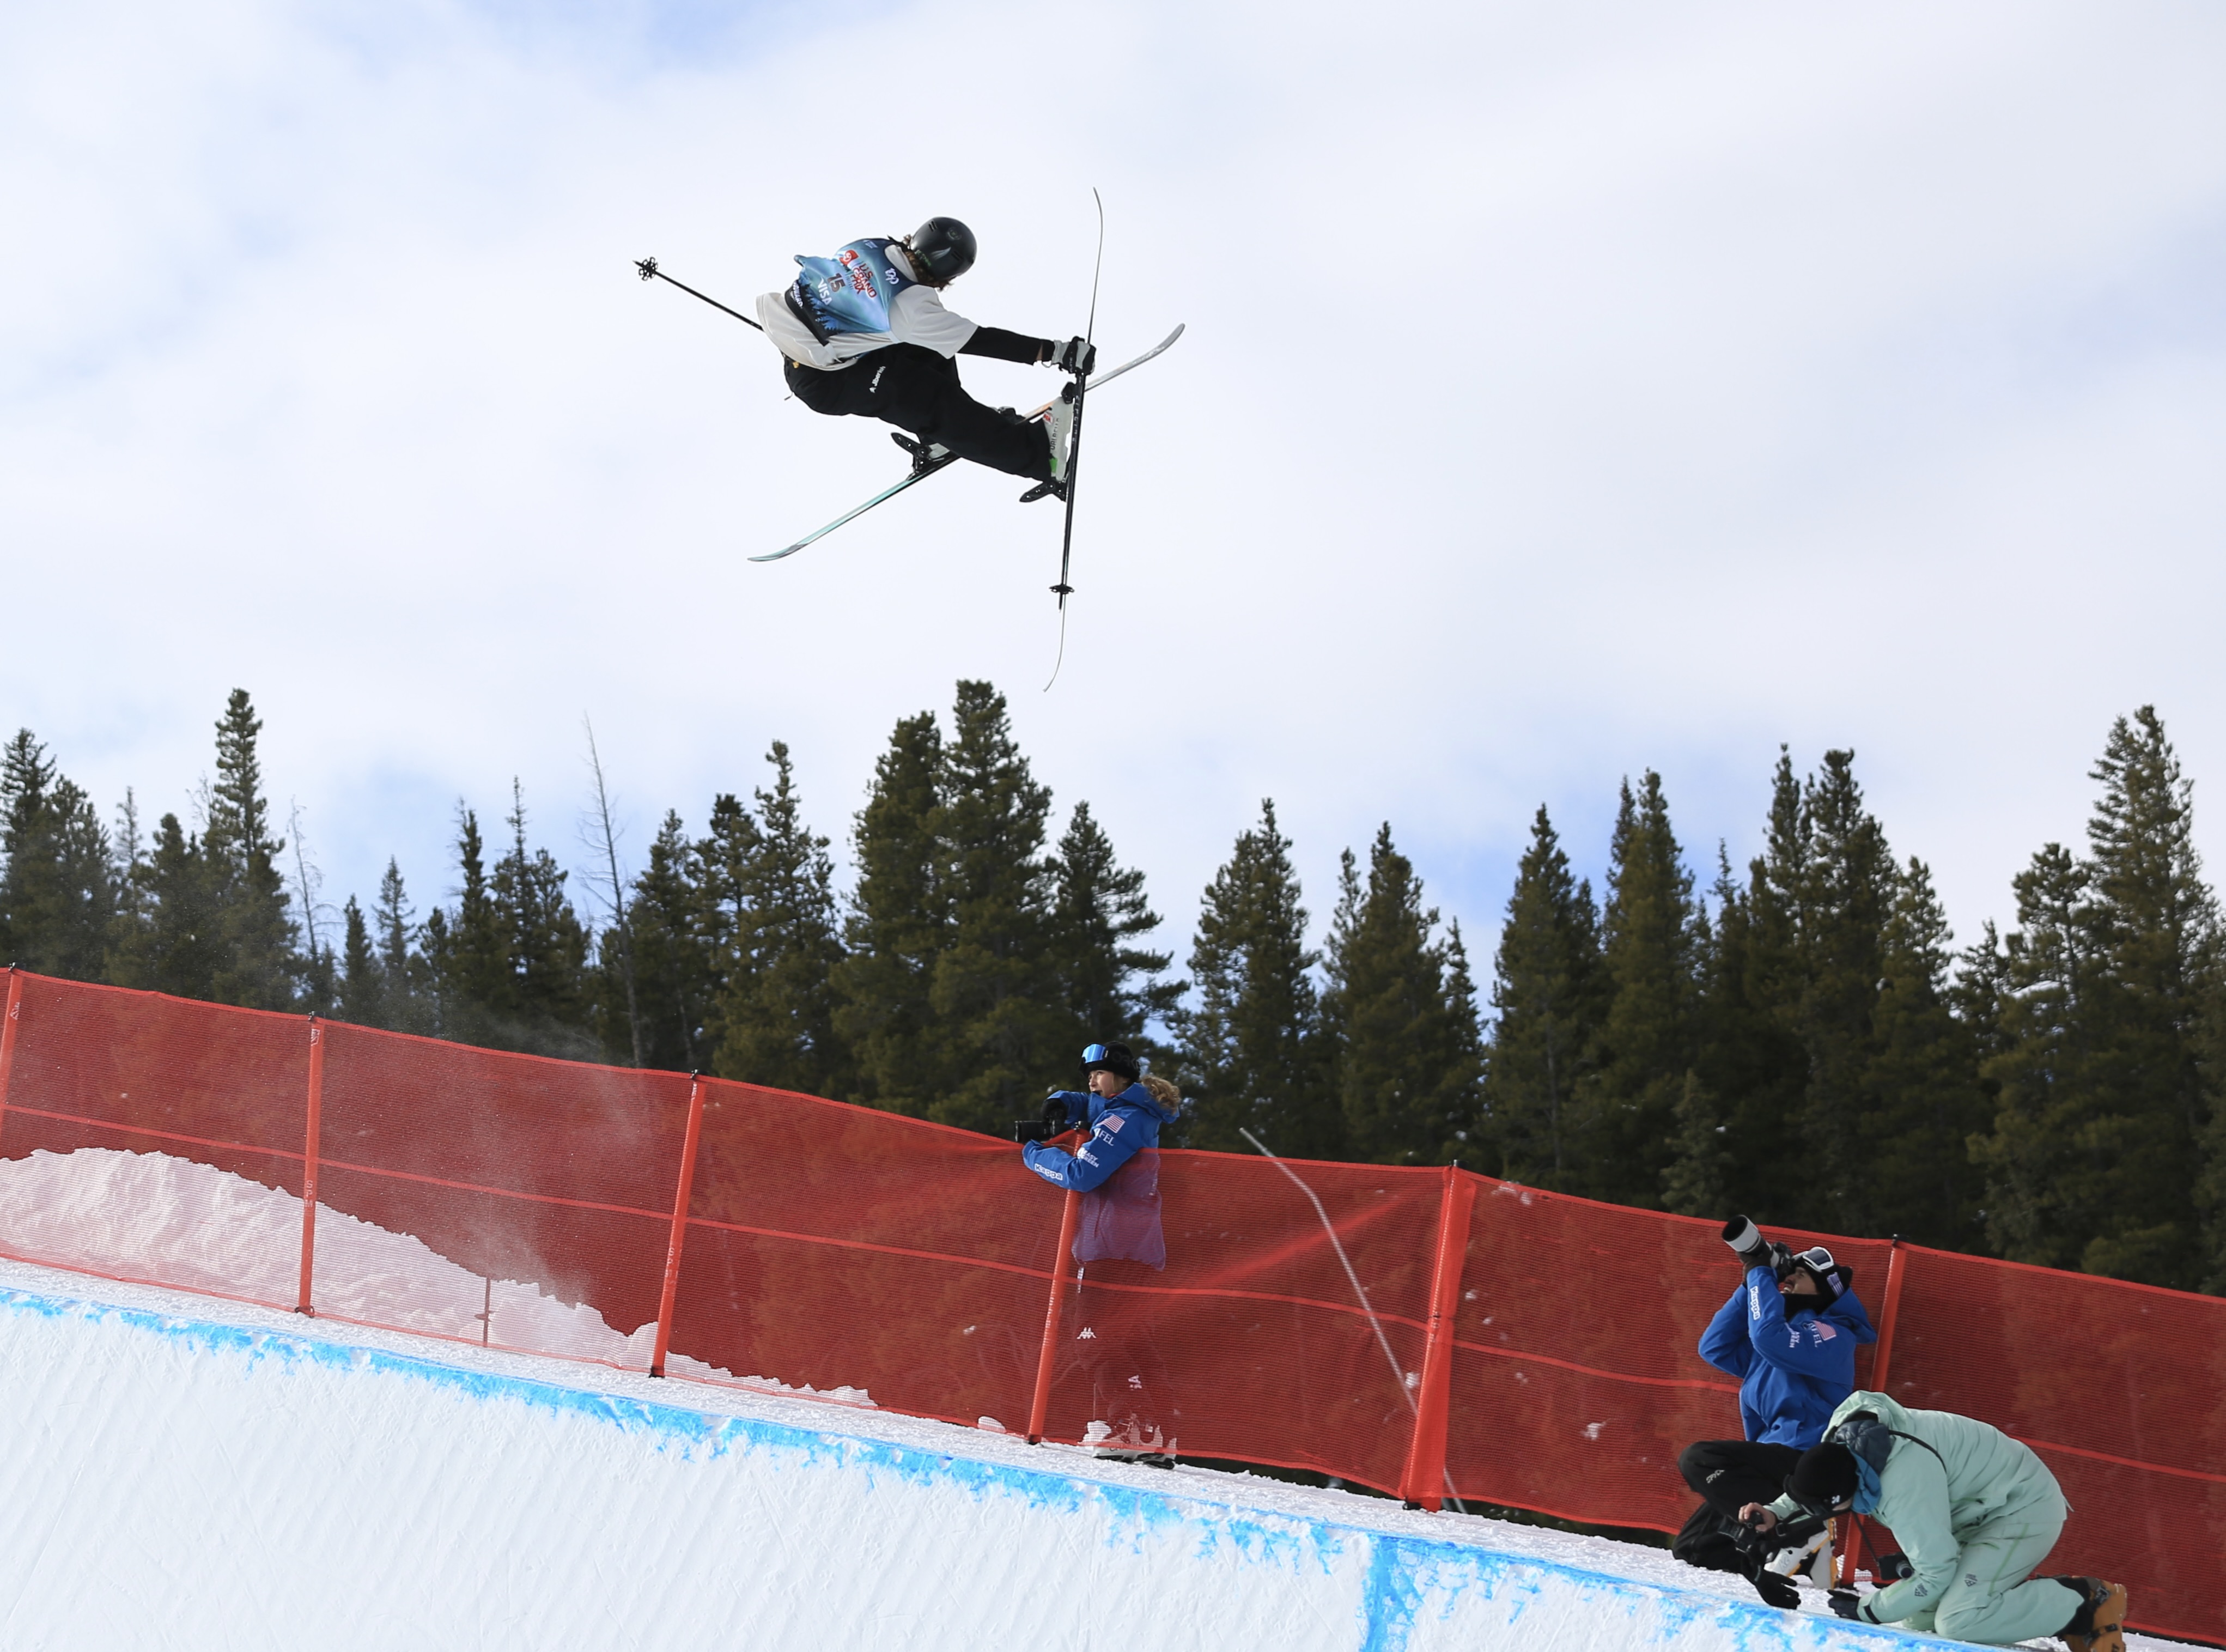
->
xmin=0 ymin=970 xmax=2218 ymax=1644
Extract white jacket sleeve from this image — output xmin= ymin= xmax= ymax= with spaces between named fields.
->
xmin=887 ymin=286 xmax=979 ymax=357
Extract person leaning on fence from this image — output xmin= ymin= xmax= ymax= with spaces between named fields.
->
xmin=1672 ymin=1216 xmax=1875 ymax=1607
xmin=1020 ymin=1042 xmax=1182 ymax=1457
xmin=1742 ymin=1392 xmax=2128 ymax=1652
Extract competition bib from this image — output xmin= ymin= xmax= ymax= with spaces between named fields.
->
xmin=787 ymin=237 xmax=916 ymax=342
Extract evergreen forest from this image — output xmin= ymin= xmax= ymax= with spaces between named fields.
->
xmin=6 ymin=684 xmax=2225 ymax=1297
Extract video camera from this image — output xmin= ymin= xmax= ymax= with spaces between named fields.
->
xmin=1013 ymin=1096 xmax=1071 ymax=1145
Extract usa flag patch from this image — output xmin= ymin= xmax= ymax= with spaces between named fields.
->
xmin=1811 ymin=1322 xmax=1837 ymax=1341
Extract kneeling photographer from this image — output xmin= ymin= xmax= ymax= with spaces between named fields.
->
xmin=1674 ymin=1216 xmax=1875 ymax=1606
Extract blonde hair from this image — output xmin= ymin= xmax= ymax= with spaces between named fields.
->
xmin=1142 ymin=1073 xmax=1181 ymax=1108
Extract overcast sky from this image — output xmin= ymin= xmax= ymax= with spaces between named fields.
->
xmin=4 ymin=1 xmax=2223 ymax=985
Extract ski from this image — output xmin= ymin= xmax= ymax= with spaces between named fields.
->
xmin=750 ymin=324 xmax=1184 ymax=564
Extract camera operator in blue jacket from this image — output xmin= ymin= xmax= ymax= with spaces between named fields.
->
xmin=1673 ymin=1217 xmax=1876 ymax=1606
xmin=1020 ymin=1042 xmax=1183 ymax=1457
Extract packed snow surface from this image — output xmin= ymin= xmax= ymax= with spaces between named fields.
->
xmin=0 ymin=1149 xmax=2199 ymax=1651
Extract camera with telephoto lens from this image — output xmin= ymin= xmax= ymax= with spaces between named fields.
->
xmin=1721 ymin=1216 xmax=1794 ymax=1278
xmin=1013 ymin=1096 xmax=1071 ymax=1144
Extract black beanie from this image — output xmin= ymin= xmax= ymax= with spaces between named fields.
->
xmin=1082 ymin=1042 xmax=1141 ymax=1083
xmin=1787 ymin=1442 xmax=1859 ymax=1513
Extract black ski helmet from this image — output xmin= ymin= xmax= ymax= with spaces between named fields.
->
xmin=909 ymin=217 xmax=977 ymax=283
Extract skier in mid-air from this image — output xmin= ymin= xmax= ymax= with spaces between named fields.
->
xmin=755 ymin=217 xmax=1096 ymax=488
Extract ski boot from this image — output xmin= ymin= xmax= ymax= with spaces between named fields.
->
xmin=2057 ymin=1578 xmax=2128 ymax=1652
xmin=1018 ymin=387 xmax=1077 ymax=503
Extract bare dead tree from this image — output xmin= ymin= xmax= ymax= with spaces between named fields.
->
xmin=580 ymin=717 xmax=644 ymax=1067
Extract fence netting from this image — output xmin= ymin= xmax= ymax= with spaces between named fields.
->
xmin=0 ymin=972 xmax=2217 ymax=1644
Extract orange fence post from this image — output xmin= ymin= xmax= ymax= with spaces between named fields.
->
xmin=649 ymin=1073 xmax=707 ymax=1378
xmin=0 ymin=968 xmax=22 ymax=1145
xmin=1838 ymin=1236 xmax=1909 ymax=1583
xmin=1025 ymin=1188 xmax=1083 ymax=1444
xmin=295 ymin=1015 xmax=325 ymax=1315
xmin=1868 ymin=1237 xmax=1908 ymax=1396
xmin=1397 ymin=1165 xmax=1478 ymax=1509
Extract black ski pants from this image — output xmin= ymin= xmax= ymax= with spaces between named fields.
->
xmin=784 ymin=344 xmax=1050 ymax=482
xmin=1673 ymin=1439 xmax=1803 ymax=1573
xmin=1680 ymin=1438 xmax=1802 ymax=1522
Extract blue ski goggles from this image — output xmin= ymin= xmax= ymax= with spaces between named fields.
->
xmin=1081 ymin=1044 xmax=1114 ymax=1065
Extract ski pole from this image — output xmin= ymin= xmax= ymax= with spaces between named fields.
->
xmin=635 ymin=257 xmax=763 ymax=332
xmin=1044 ymin=190 xmax=1106 ymax=693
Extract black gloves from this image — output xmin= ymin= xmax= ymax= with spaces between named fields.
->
xmin=1747 ymin=1568 xmax=1800 ymax=1610
xmin=1047 ymin=336 xmax=1097 ymax=374
xmin=1828 ymin=1589 xmax=1868 ymax=1620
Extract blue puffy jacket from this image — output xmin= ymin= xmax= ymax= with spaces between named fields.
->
xmin=1697 ymin=1266 xmax=1877 ymax=1447
xmin=1021 ymin=1082 xmax=1179 ymax=1268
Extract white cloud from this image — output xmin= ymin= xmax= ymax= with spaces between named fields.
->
xmin=3 ymin=0 xmax=2223 ymax=970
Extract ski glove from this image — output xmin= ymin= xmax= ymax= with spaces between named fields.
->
xmin=1047 ymin=336 xmax=1098 ymax=375
xmin=1747 ymin=1568 xmax=1800 ymax=1611
xmin=1827 ymin=1589 xmax=1872 ymax=1621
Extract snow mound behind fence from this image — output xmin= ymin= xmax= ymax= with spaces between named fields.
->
xmin=7 ymin=1269 xmax=2183 ymax=1652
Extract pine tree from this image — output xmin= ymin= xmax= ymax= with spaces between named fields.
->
xmin=1480 ymin=806 xmax=1604 ymax=1188
xmin=1786 ymin=751 xmax=1895 ymax=1229
xmin=1858 ymin=859 xmax=1991 ymax=1248
xmin=423 ymin=807 xmax=506 ymax=1040
xmin=337 ymin=896 xmax=385 ymax=1026
xmin=372 ymin=858 xmax=431 ymax=1034
xmin=1975 ymin=709 xmax=2220 ymax=1287
xmin=921 ymin=682 xmax=1065 ymax=1134
xmin=1322 ymin=824 xmax=1481 ymax=1166
xmin=1660 ymin=1072 xmax=1731 ymax=1217
xmin=833 ymin=711 xmax=946 ymax=1114
xmin=1441 ymin=922 xmax=1488 ymax=1168
xmin=1695 ymin=749 xmax=1907 ymax=1233
xmin=112 ymin=812 xmax=223 ymax=1000
xmin=1048 ymin=800 xmax=1178 ymax=1057
xmin=713 ymin=744 xmax=848 ymax=1096
xmin=623 ymin=811 xmax=717 ymax=1071
xmin=0 ymin=731 xmax=118 ymax=981
xmin=1174 ymin=800 xmax=1337 ymax=1157
xmin=201 ymin=690 xmax=300 ymax=1010
xmin=1698 ymin=762 xmax=1813 ymax=1225
xmin=488 ymin=782 xmax=594 ymax=1055
xmin=1573 ymin=774 xmax=1702 ymax=1207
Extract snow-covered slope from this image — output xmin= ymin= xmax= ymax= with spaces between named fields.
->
xmin=0 ymin=1261 xmax=2193 ymax=1652
xmin=0 ymin=1150 xmax=2195 ymax=1651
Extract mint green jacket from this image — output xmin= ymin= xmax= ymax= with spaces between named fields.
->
xmin=1768 ymin=1390 xmax=2065 ymax=1625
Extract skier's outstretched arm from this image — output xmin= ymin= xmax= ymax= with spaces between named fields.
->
xmin=960 ymin=325 xmax=1055 ymax=364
